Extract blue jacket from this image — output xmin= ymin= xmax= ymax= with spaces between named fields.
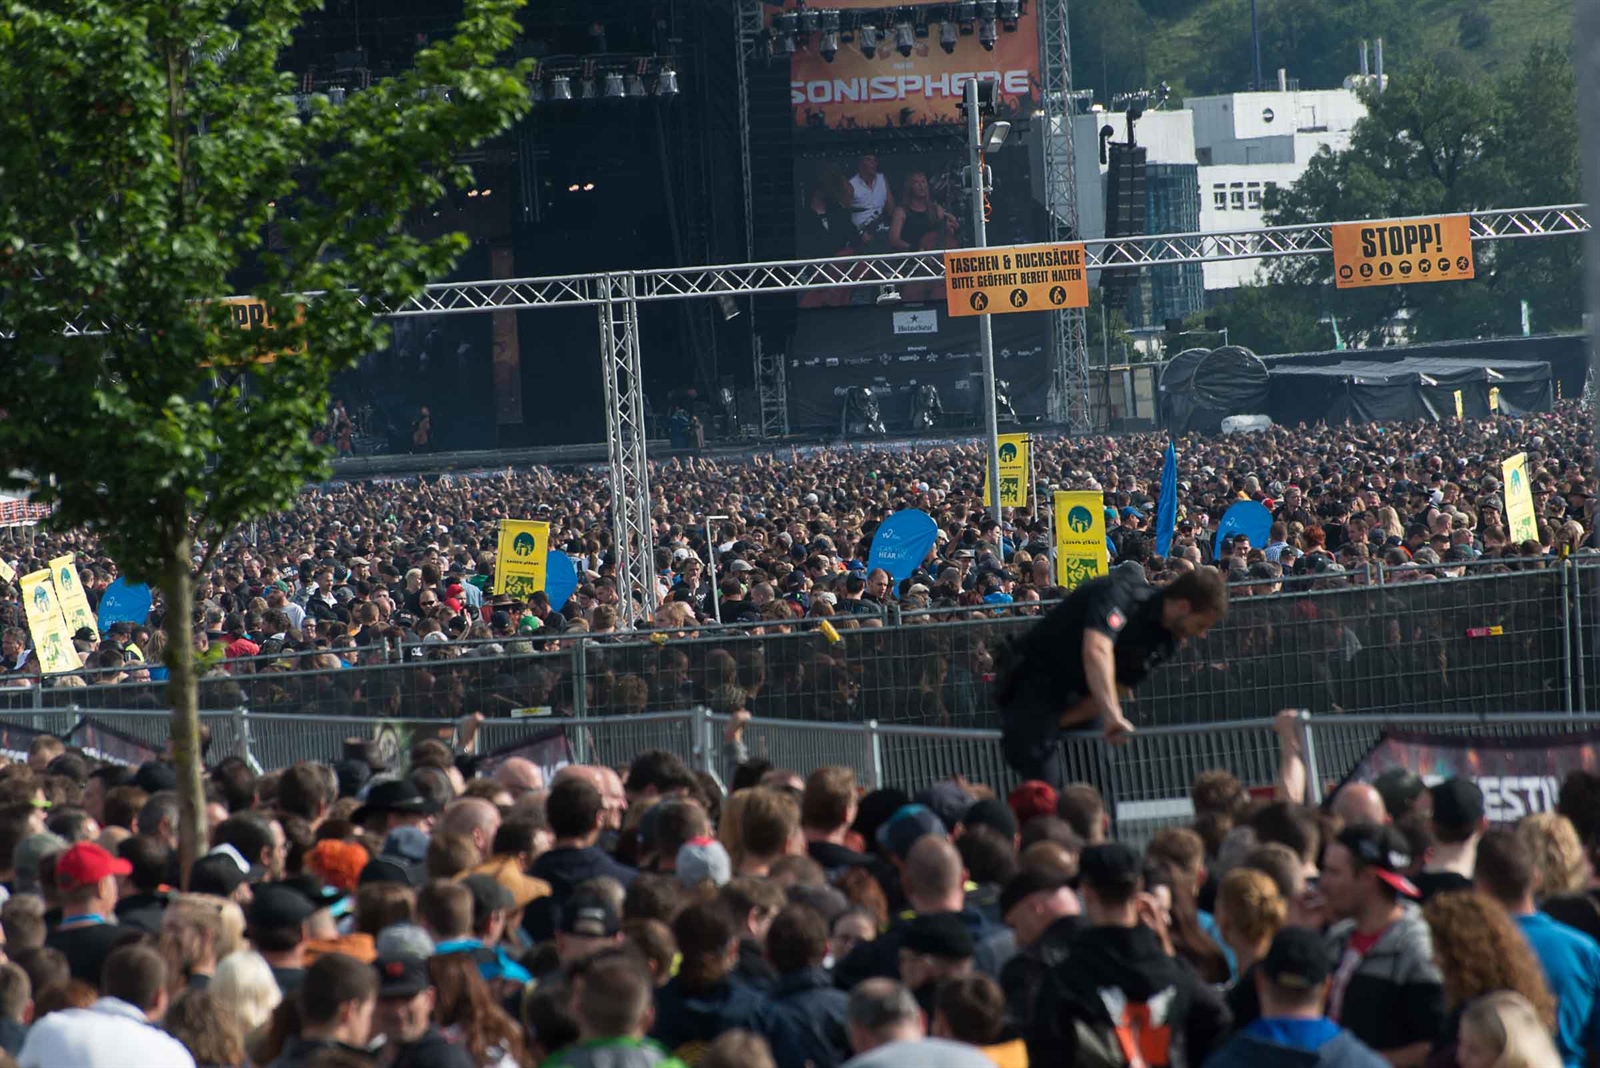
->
xmin=1203 ymin=1018 xmax=1389 ymax=1068
xmin=650 ymin=976 xmax=777 ymax=1064
xmin=1515 ymin=910 xmax=1600 ymax=1068
xmin=767 ymin=967 xmax=851 ymax=1068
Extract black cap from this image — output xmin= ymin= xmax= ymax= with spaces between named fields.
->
xmin=189 ymin=849 xmax=251 ymax=897
xmin=359 ymin=856 xmax=426 ymax=888
xmin=558 ymin=889 xmax=620 ymax=938
xmin=352 ymin=779 xmax=440 ymax=823
xmin=280 ymin=873 xmax=346 ymax=910
xmin=962 ymin=797 xmax=1018 ymax=841
xmin=1430 ymin=778 xmax=1484 ymax=830
xmin=1261 ymin=927 xmax=1334 ymax=990
xmin=374 ymin=954 xmax=431 ymax=998
xmin=1337 ymin=822 xmax=1420 ymax=899
xmin=134 ymin=761 xmax=179 ymax=794
xmin=1373 ymin=767 xmax=1427 ymax=818
xmin=248 ymin=883 xmax=318 ymax=929
xmin=463 ymin=873 xmax=515 ymax=925
xmin=1078 ymin=842 xmax=1142 ymax=900
xmin=902 ymin=913 xmax=976 ymax=960
xmin=1000 ymin=866 xmax=1074 ymax=917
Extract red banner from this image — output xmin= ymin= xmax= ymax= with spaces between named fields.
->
xmin=768 ymin=2 xmax=1040 ymax=129
xmin=1337 ymin=728 xmax=1600 ymax=824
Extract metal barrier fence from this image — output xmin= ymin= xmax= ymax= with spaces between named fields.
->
xmin=4 ymin=560 xmax=1596 ymax=731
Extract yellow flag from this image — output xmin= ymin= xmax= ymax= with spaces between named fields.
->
xmin=1501 ymin=452 xmax=1538 ymax=544
xmin=1053 ymin=491 xmax=1109 ymax=590
xmin=0 ymin=557 xmax=14 ymax=584
xmin=18 ymin=570 xmax=79 ymax=674
xmin=49 ymin=553 xmax=99 ymax=642
xmin=983 ymin=433 xmax=1031 ymax=508
xmin=495 ymin=520 xmax=551 ymax=598
xmin=1452 ymin=390 xmax=1463 ymax=419
xmin=1489 ymin=386 xmax=1500 ymax=412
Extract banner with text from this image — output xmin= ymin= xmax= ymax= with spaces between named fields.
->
xmin=494 ymin=520 xmax=551 ymax=599
xmin=944 ymin=243 xmax=1089 ymax=317
xmin=1501 ymin=452 xmax=1539 ymax=544
xmin=1336 ymin=728 xmax=1600 ymax=824
xmin=18 ymin=569 xmax=78 ymax=674
xmin=49 ymin=553 xmax=98 ymax=642
xmin=1053 ymin=491 xmax=1109 ymax=590
xmin=1331 ymin=214 xmax=1475 ymax=289
xmin=983 ymin=433 xmax=1031 ymax=508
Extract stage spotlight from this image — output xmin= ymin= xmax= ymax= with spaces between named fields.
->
xmin=529 ymin=79 xmax=544 ymax=104
xmin=626 ymin=73 xmax=647 ymax=98
xmin=603 ymin=72 xmax=625 ymax=99
xmin=549 ymin=75 xmax=572 ymax=101
xmin=819 ymin=9 xmax=840 ymax=61
xmin=978 ymin=16 xmax=997 ymax=50
xmin=773 ymin=10 xmax=798 ymax=54
xmin=716 ymin=295 xmax=740 ymax=321
xmin=583 ymin=182 xmax=595 ymax=191
xmin=859 ymin=23 xmax=879 ymax=58
xmin=580 ymin=77 xmax=597 ymax=100
xmin=797 ymin=8 xmax=819 ymax=33
xmin=999 ymin=0 xmax=1020 ymax=29
xmin=939 ymin=21 xmax=957 ymax=53
xmin=655 ymin=69 xmax=679 ymax=97
xmin=894 ymin=20 xmax=914 ymax=57
xmin=956 ymin=0 xmax=977 ymax=20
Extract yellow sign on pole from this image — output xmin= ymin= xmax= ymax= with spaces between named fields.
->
xmin=1331 ymin=214 xmax=1475 ymax=289
xmin=1452 ymin=390 xmax=1464 ymax=419
xmin=1489 ymin=386 xmax=1500 ymax=412
xmin=0 ymin=557 xmax=14 ymax=584
xmin=944 ymin=242 xmax=1089 ymax=318
xmin=983 ymin=433 xmax=1031 ymax=508
xmin=494 ymin=520 xmax=551 ymax=598
xmin=49 ymin=553 xmax=98 ymax=642
xmin=1053 ymin=491 xmax=1109 ymax=590
xmin=18 ymin=569 xmax=79 ymax=675
xmin=1501 ymin=452 xmax=1539 ymax=545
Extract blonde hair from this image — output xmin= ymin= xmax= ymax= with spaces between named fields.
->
xmin=1518 ymin=813 xmax=1588 ymax=898
xmin=719 ymin=789 xmax=753 ymax=872
xmin=1460 ymin=991 xmax=1562 ymax=1068
xmin=211 ymin=950 xmax=282 ymax=1034
xmin=1215 ymin=868 xmax=1286 ymax=949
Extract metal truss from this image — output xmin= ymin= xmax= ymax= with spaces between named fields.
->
xmin=1038 ymin=0 xmax=1093 ymax=434
xmin=596 ymin=275 xmax=657 ymax=625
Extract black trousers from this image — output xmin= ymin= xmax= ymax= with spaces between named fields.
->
xmin=998 ymin=670 xmax=1118 ymax=822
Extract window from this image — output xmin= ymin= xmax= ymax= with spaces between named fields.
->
xmin=1246 ymin=181 xmax=1263 ymax=209
xmin=1213 ymin=184 xmax=1228 ymax=209
xmin=1229 ymin=183 xmax=1244 ymax=210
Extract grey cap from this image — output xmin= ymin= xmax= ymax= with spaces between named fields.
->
xmin=14 ymin=832 xmax=67 ymax=894
xmin=374 ymin=922 xmax=436 ymax=960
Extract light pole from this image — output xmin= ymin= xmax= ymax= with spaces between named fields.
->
xmin=964 ymin=76 xmax=1010 ymax=527
xmin=705 ymin=514 xmax=728 ymax=624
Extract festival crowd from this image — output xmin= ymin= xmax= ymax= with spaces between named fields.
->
xmin=1 ymin=404 xmax=1595 ymax=706
xmin=0 ymin=718 xmax=1582 ymax=1066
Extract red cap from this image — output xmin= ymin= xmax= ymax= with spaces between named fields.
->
xmin=56 ymin=842 xmax=132 ymax=890
xmin=1007 ymin=780 xmax=1058 ymax=826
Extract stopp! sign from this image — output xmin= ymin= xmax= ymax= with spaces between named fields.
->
xmin=1330 ymin=214 xmax=1475 ymax=289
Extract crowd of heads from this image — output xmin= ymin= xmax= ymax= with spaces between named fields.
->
xmin=0 ymin=723 xmax=1582 ymax=1066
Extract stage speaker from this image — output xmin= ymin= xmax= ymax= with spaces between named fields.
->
xmin=1101 ymin=143 xmax=1147 ymax=312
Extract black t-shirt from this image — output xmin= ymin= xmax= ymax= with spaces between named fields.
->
xmin=1004 ymin=574 xmax=1175 ymax=711
xmin=271 ymin=966 xmax=306 ymax=994
xmin=1411 ymin=870 xmax=1473 ymax=903
xmin=46 ymin=922 xmax=126 ymax=987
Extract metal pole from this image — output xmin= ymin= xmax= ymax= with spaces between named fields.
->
xmin=1580 ymin=0 xmax=1600 ymax=540
xmin=706 ymin=514 xmax=728 ymax=624
xmin=967 ymin=77 xmax=1004 ymax=528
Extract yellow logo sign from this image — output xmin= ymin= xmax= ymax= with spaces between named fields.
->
xmin=983 ymin=433 xmax=1031 ymax=508
xmin=494 ymin=520 xmax=550 ymax=598
xmin=1053 ymin=491 xmax=1108 ymax=590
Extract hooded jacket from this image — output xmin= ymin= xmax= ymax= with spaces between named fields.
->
xmin=1324 ymin=914 xmax=1444 ymax=1056
xmin=524 ymin=846 xmax=637 ymax=941
xmin=768 ymin=967 xmax=852 ymax=1068
xmin=650 ymin=976 xmax=777 ymax=1064
xmin=1025 ymin=924 xmax=1231 ymax=1068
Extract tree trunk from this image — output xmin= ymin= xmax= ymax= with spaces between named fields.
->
xmin=163 ymin=549 xmax=207 ymax=890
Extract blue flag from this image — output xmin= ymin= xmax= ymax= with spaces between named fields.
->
xmin=1213 ymin=500 xmax=1274 ymax=557
xmin=867 ymin=509 xmax=939 ymax=583
xmin=1154 ymin=440 xmax=1178 ymax=560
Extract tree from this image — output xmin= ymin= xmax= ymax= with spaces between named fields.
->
xmin=0 ymin=2 xmax=529 ymax=880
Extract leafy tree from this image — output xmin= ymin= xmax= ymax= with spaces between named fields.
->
xmin=1187 ymin=0 xmax=1422 ymax=95
xmin=1182 ymin=284 xmax=1331 ymax=356
xmin=0 ymin=1 xmax=529 ymax=878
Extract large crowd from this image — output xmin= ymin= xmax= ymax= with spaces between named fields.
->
xmin=0 ymin=720 xmax=1586 ymax=1066
xmin=1 ymin=405 xmax=1595 ymax=713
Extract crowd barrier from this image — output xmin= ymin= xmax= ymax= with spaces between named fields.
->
xmin=12 ymin=706 xmax=1597 ymax=850
xmin=3 ymin=560 xmax=1595 ymax=733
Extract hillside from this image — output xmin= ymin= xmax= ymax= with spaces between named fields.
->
xmin=1070 ymin=0 xmax=1572 ymax=103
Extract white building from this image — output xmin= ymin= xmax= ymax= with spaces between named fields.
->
xmin=1046 ymin=85 xmax=1367 ymax=294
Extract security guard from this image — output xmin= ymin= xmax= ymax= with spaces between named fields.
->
xmin=996 ymin=566 xmax=1228 ymax=786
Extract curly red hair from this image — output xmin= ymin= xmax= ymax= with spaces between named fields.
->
xmin=305 ymin=839 xmax=370 ymax=893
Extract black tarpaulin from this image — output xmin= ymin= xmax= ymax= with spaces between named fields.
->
xmin=1159 ymin=345 xmax=1271 ymax=433
xmin=1265 ymin=356 xmax=1553 ymax=425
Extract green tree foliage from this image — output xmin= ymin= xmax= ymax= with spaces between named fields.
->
xmin=0 ymin=0 xmax=530 ymax=875
xmin=1206 ymin=44 xmax=1580 ymax=351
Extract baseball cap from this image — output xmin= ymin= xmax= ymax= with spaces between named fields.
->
xmin=1338 ymin=822 xmax=1421 ymax=899
xmin=961 ymin=798 xmax=1018 ymax=841
xmin=559 ymin=889 xmax=621 ymax=939
xmin=1078 ymin=842 xmax=1142 ymax=901
xmin=875 ymin=804 xmax=947 ymax=860
xmin=1000 ymin=866 xmax=1075 ymax=917
xmin=248 ymin=883 xmax=319 ymax=928
xmin=916 ymin=783 xmax=974 ymax=830
xmin=55 ymin=841 xmax=132 ymax=891
xmin=1373 ymin=767 xmax=1427 ymax=818
xmin=902 ymin=913 xmax=975 ymax=960
xmin=1430 ymin=778 xmax=1485 ymax=830
xmin=14 ymin=833 xmax=66 ymax=893
xmin=374 ymin=954 xmax=431 ymax=999
xmin=1261 ymin=926 xmax=1335 ymax=989
xmin=374 ymin=924 xmax=436 ymax=960
xmin=189 ymin=845 xmax=254 ymax=897
xmin=677 ymin=837 xmax=732 ymax=888
xmin=462 ymin=874 xmax=516 ymax=927
xmin=1007 ymin=781 xmax=1058 ymax=826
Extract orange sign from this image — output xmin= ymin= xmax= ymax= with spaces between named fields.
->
xmin=769 ymin=1 xmax=1040 ymax=129
xmin=943 ymin=242 xmax=1089 ymax=318
xmin=1331 ymin=214 xmax=1475 ymax=289
xmin=211 ymin=297 xmax=306 ymax=365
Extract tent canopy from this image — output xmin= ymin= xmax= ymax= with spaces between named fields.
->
xmin=1158 ymin=345 xmax=1270 ymax=434
xmin=1265 ymin=355 xmax=1552 ymax=424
